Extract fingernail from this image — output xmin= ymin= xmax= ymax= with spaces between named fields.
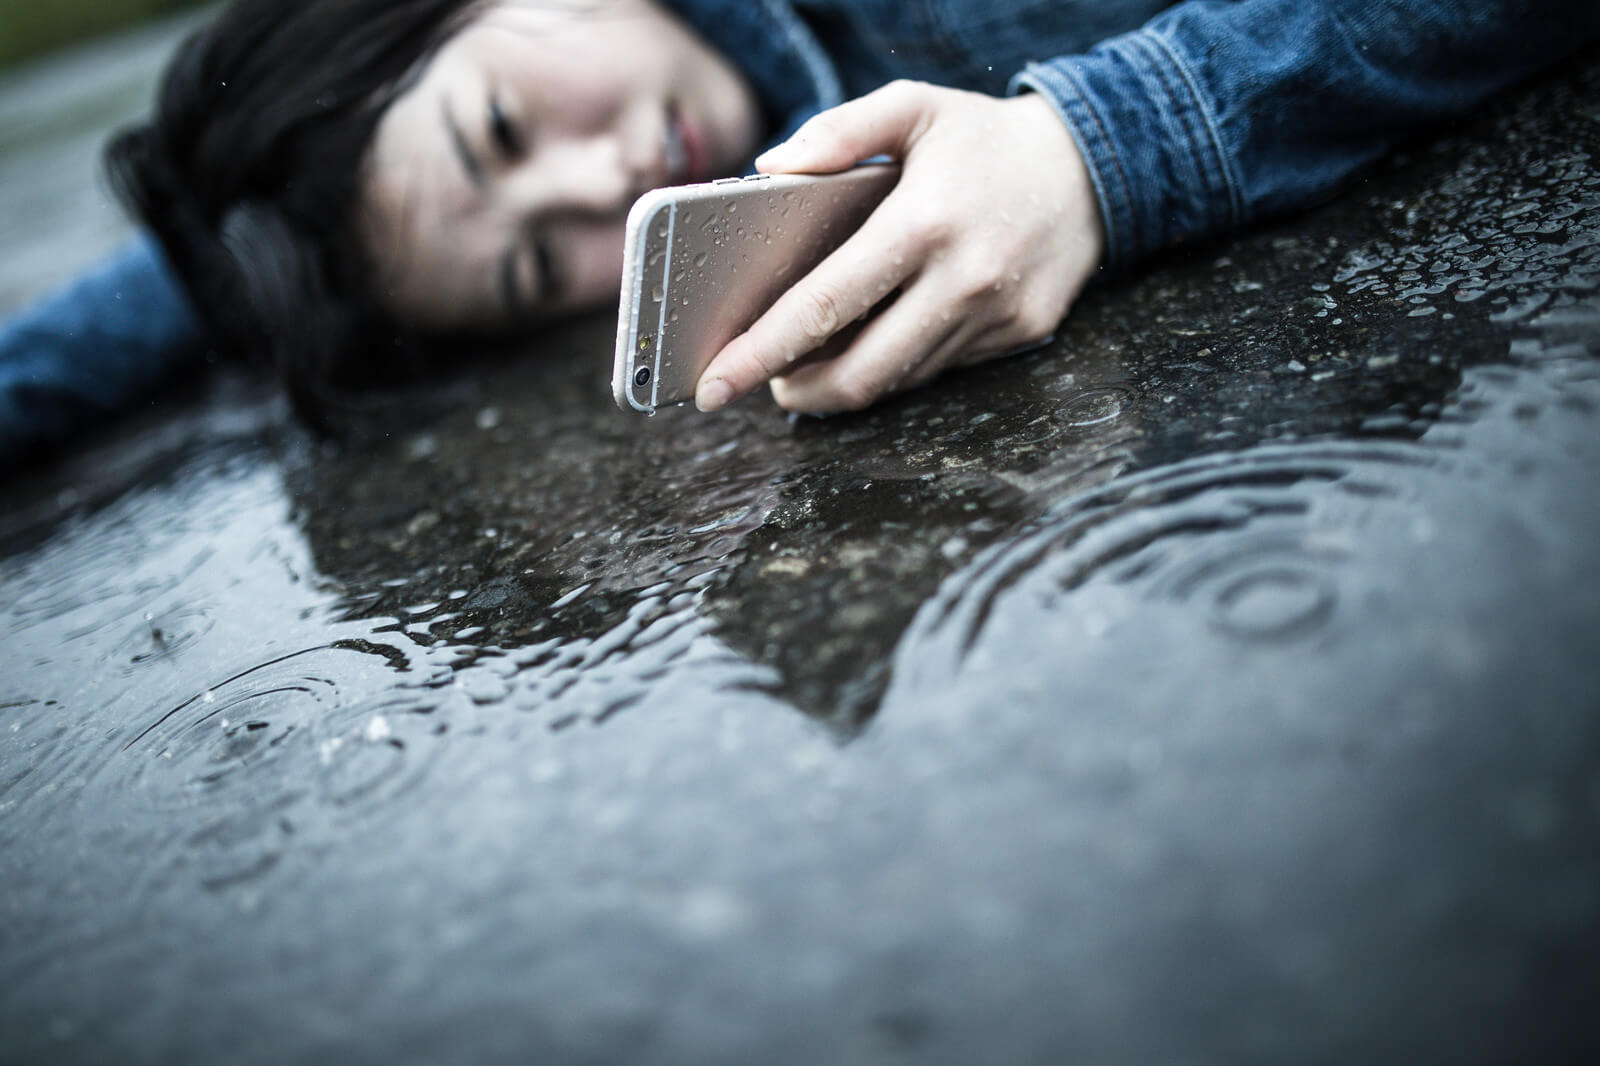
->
xmin=696 ymin=378 xmax=733 ymax=412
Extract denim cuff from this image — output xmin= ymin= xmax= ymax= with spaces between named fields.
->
xmin=1010 ymin=27 xmax=1244 ymax=270
xmin=1 ymin=235 xmax=202 ymax=464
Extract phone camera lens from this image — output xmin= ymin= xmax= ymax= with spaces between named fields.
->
xmin=633 ymin=366 xmax=651 ymax=388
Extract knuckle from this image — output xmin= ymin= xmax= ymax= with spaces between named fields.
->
xmin=1014 ymin=292 xmax=1062 ymax=339
xmin=956 ymin=260 xmax=1009 ymax=305
xmin=806 ymin=113 xmax=847 ymax=143
xmin=882 ymin=79 xmax=926 ymax=103
xmin=902 ymin=206 xmax=954 ymax=250
xmin=794 ymin=285 xmax=846 ymax=344
xmin=721 ymin=337 xmax=781 ymax=386
xmin=750 ymin=346 xmax=790 ymax=380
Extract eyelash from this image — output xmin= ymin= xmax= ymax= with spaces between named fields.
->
xmin=534 ymin=240 xmax=561 ymax=301
xmin=488 ymin=96 xmax=522 ymax=158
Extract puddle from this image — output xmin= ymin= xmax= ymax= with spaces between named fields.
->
xmin=1 ymin=30 xmax=1597 ymax=1066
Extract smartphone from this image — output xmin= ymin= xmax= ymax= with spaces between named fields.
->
xmin=613 ymin=163 xmax=900 ymax=413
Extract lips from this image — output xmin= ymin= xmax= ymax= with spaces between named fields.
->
xmin=664 ymin=103 xmax=709 ymax=185
xmin=664 ymin=108 xmax=688 ymax=185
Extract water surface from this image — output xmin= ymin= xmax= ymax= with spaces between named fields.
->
xmin=2 ymin=29 xmax=1597 ymax=1066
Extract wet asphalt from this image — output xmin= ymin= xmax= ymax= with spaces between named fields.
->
xmin=2 ymin=25 xmax=1598 ymax=1066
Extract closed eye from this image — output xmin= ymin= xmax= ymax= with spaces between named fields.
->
xmin=499 ymin=239 xmax=561 ymax=318
xmin=534 ymin=239 xmax=561 ymax=303
xmin=488 ymin=96 xmax=523 ymax=159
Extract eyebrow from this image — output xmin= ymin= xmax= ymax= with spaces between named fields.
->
xmin=442 ymin=98 xmax=483 ymax=188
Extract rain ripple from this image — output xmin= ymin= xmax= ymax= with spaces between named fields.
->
xmin=892 ymin=440 xmax=1434 ymax=676
xmin=111 ymin=643 xmax=433 ymax=892
xmin=109 ymin=604 xmax=215 ymax=674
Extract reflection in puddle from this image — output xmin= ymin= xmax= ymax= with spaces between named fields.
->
xmin=1 ymin=42 xmax=1598 ymax=1064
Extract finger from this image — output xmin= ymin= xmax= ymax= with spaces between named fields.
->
xmin=769 ymin=315 xmax=876 ymax=380
xmin=895 ymin=318 xmax=1052 ymax=390
xmin=772 ymin=246 xmax=1048 ymax=404
xmin=884 ymin=312 xmax=994 ymax=392
xmin=951 ymin=327 xmax=1061 ymax=371
xmin=771 ymin=317 xmax=982 ymax=412
xmin=755 ymin=80 xmax=934 ymax=175
xmin=765 ymin=280 xmax=980 ymax=412
xmin=695 ymin=201 xmax=921 ymax=411
xmin=894 ymin=331 xmax=1011 ymax=393
xmin=901 ymin=327 xmax=993 ymax=390
xmin=803 ymin=269 xmax=1057 ymax=402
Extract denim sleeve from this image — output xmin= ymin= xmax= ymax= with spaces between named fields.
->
xmin=0 ymin=234 xmax=202 ymax=465
xmin=1010 ymin=0 xmax=1600 ymax=268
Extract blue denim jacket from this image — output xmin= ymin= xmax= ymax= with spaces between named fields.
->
xmin=5 ymin=0 xmax=1598 ymax=460
xmin=681 ymin=0 xmax=1600 ymax=266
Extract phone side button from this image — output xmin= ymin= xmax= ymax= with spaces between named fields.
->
xmin=714 ymin=177 xmax=741 ymax=185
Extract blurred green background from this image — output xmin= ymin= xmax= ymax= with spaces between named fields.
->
xmin=0 ymin=0 xmax=206 ymax=69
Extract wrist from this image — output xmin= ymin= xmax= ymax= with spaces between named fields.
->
xmin=1009 ymin=92 xmax=1107 ymax=271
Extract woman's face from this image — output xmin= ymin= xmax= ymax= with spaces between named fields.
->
xmin=363 ymin=0 xmax=763 ymax=329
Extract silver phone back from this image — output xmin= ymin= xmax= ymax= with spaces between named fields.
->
xmin=613 ymin=164 xmax=899 ymax=412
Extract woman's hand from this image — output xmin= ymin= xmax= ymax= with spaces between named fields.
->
xmin=694 ymin=80 xmax=1105 ymax=414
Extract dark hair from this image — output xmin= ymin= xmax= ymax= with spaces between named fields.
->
xmin=105 ymin=0 xmax=482 ymax=431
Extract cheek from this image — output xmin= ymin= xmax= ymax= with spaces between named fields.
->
xmin=559 ymin=220 xmax=628 ymax=309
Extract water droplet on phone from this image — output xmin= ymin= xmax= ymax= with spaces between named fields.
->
xmin=693 ymin=252 xmax=708 ymax=268
xmin=651 ymin=283 xmax=664 ymax=302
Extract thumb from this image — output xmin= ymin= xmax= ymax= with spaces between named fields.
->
xmin=755 ymin=80 xmax=933 ymax=174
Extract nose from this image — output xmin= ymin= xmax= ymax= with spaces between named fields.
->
xmin=500 ymin=131 xmax=645 ymax=222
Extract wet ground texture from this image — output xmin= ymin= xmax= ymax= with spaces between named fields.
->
xmin=3 ymin=31 xmax=1599 ymax=1066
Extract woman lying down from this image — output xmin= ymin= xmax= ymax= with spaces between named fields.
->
xmin=1 ymin=0 xmax=1596 ymax=456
